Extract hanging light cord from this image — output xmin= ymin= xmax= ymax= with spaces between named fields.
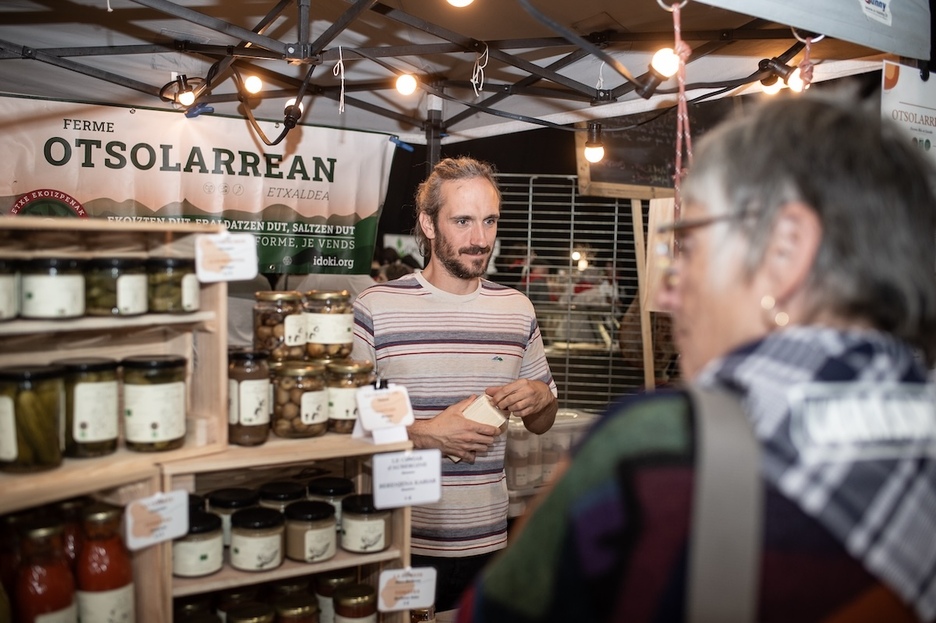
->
xmin=333 ymin=46 xmax=346 ymax=113
xmin=471 ymin=42 xmax=489 ymax=97
xmin=670 ymin=1 xmax=693 ymax=222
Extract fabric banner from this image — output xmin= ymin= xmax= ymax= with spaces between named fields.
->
xmin=0 ymin=95 xmax=396 ymax=275
xmin=881 ymin=60 xmax=936 ymax=169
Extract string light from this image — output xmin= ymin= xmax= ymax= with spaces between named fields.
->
xmin=396 ymin=73 xmax=418 ymax=95
xmin=635 ymin=47 xmax=680 ymax=99
xmin=243 ymin=75 xmax=263 ymax=94
xmin=583 ymin=122 xmax=604 ymax=164
xmin=447 ymin=0 xmax=473 ymax=6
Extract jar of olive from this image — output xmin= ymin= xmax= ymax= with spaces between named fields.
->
xmin=303 ymin=290 xmax=353 ymax=360
xmin=51 ymin=357 xmax=119 ymax=458
xmin=254 ymin=291 xmax=306 ymax=362
xmin=146 ymin=257 xmax=200 ymax=313
xmin=326 ymin=361 xmax=374 ymax=434
xmin=0 ymin=258 xmax=19 ymax=321
xmin=272 ymin=362 xmax=328 ymax=439
xmin=228 ymin=349 xmax=270 ymax=447
xmin=121 ymin=355 xmax=187 ymax=452
xmin=20 ymin=257 xmax=85 ymax=319
xmin=0 ymin=364 xmax=65 ymax=473
xmin=84 ymin=257 xmax=148 ymax=316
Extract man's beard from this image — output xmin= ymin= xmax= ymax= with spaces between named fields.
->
xmin=434 ymin=231 xmax=491 ymax=280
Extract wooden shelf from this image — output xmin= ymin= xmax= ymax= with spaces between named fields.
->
xmin=0 ymin=310 xmax=216 ymax=337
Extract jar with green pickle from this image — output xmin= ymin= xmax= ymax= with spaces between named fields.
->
xmin=146 ymin=257 xmax=200 ymax=313
xmin=85 ymin=257 xmax=148 ymax=316
xmin=51 ymin=357 xmax=120 ymax=458
xmin=0 ymin=364 xmax=65 ymax=473
xmin=121 ymin=355 xmax=187 ymax=452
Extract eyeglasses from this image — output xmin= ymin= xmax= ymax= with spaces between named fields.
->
xmin=655 ymin=210 xmax=755 ymax=261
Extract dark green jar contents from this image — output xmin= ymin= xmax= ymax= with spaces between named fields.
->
xmin=85 ymin=257 xmax=148 ymax=316
xmin=146 ymin=257 xmax=199 ymax=313
xmin=0 ymin=365 xmax=65 ymax=472
xmin=51 ymin=357 xmax=119 ymax=458
xmin=121 ymin=355 xmax=187 ymax=452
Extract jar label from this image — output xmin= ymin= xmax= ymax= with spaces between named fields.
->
xmin=341 ymin=515 xmax=386 ymax=552
xmin=284 ymin=313 xmax=306 ymax=346
xmin=116 ymin=273 xmax=148 ymax=315
xmin=228 ymin=379 xmax=237 ymax=425
xmin=0 ymin=274 xmax=16 ymax=319
xmin=76 ymin=583 xmax=135 ymax=623
xmin=73 ymin=380 xmax=119 ymax=442
xmin=124 ymin=382 xmax=186 ymax=442
xmin=303 ymin=525 xmax=337 ymax=562
xmin=0 ymin=395 xmax=16 ymax=461
xmin=173 ymin=533 xmax=223 ymax=576
xmin=230 ymin=532 xmax=282 ymax=570
xmin=305 ymin=312 xmax=353 ymax=344
xmin=22 ymin=273 xmax=85 ymax=318
xmin=239 ymin=379 xmax=270 ymax=425
xmin=181 ymin=274 xmax=200 ymax=311
xmin=301 ymin=389 xmax=329 ymax=425
xmin=35 ymin=602 xmax=77 ymax=623
xmin=316 ymin=595 xmax=335 ymax=623
xmin=328 ymin=386 xmax=359 ymax=421
xmin=335 ymin=614 xmax=376 ymax=623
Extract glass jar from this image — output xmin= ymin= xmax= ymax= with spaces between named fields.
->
xmin=228 ymin=349 xmax=271 ymax=447
xmin=20 ymin=257 xmax=85 ymax=319
xmin=259 ymin=480 xmax=306 ymax=512
xmin=275 ymin=592 xmax=320 ymax=623
xmin=284 ymin=501 xmax=337 ymax=563
xmin=15 ymin=520 xmax=77 ymax=622
xmin=314 ymin=568 xmax=357 ymax=623
xmin=229 ymin=507 xmax=285 ymax=572
xmin=0 ymin=510 xmax=34 ymax=598
xmin=333 ymin=584 xmax=377 ymax=623
xmin=174 ymin=593 xmax=216 ymax=620
xmin=339 ymin=494 xmax=390 ymax=554
xmin=505 ymin=418 xmax=531 ymax=490
xmin=226 ymin=601 xmax=276 ymax=623
xmin=84 ymin=257 xmax=148 ymax=316
xmin=173 ymin=510 xmax=223 ymax=578
xmin=121 ymin=354 xmax=187 ymax=452
xmin=303 ymin=290 xmax=353 ymax=360
xmin=52 ymin=357 xmax=119 ymax=458
xmin=410 ymin=606 xmax=436 ymax=622
xmin=146 ymin=257 xmax=200 ymax=313
xmin=0 ymin=258 xmax=18 ymax=321
xmin=0 ymin=364 xmax=65 ymax=473
xmin=266 ymin=576 xmax=312 ymax=599
xmin=254 ymin=291 xmax=306 ymax=362
xmin=272 ymin=362 xmax=328 ymax=438
xmin=178 ymin=612 xmax=224 ymax=623
xmin=306 ymin=477 xmax=354 ymax=532
xmin=75 ymin=503 xmax=135 ymax=623
xmin=326 ymin=361 xmax=374 ymax=434
xmin=207 ymin=488 xmax=259 ymax=547
xmin=216 ymin=586 xmax=261 ymax=621
xmin=56 ymin=496 xmax=90 ymax=574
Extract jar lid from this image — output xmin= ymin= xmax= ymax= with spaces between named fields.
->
xmin=21 ymin=257 xmax=84 ymax=270
xmin=230 ymin=507 xmax=285 ymax=530
xmin=0 ymin=363 xmax=65 ymax=382
xmin=121 ymin=354 xmax=187 ymax=370
xmin=284 ymin=500 xmax=335 ymax=522
xmin=24 ymin=517 xmax=64 ymax=541
xmin=326 ymin=360 xmax=374 ymax=375
xmin=186 ymin=510 xmax=222 ymax=535
xmin=275 ymin=362 xmax=325 ymax=377
xmin=188 ymin=493 xmax=206 ymax=513
xmin=86 ymin=257 xmax=145 ymax=270
xmin=303 ymin=289 xmax=350 ymax=301
xmin=82 ymin=502 xmax=123 ymax=525
xmin=266 ymin=576 xmax=311 ymax=596
xmin=333 ymin=583 xmax=376 ymax=608
xmin=207 ymin=487 xmax=260 ymax=509
xmin=314 ymin=567 xmax=357 ymax=593
xmin=258 ymin=480 xmax=305 ymax=502
xmin=224 ymin=601 xmax=276 ymax=623
xmin=341 ymin=493 xmax=379 ymax=514
xmin=273 ymin=593 xmax=318 ymax=617
xmin=228 ymin=348 xmax=269 ymax=362
xmin=177 ymin=614 xmax=222 ymax=623
xmin=254 ymin=290 xmax=303 ymax=302
xmin=56 ymin=496 xmax=91 ymax=517
xmin=50 ymin=356 xmax=119 ymax=373
xmin=216 ymin=586 xmax=261 ymax=608
xmin=146 ymin=256 xmax=195 ymax=269
xmin=306 ymin=476 xmax=354 ymax=497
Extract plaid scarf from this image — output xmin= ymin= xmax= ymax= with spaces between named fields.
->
xmin=696 ymin=326 xmax=936 ymax=621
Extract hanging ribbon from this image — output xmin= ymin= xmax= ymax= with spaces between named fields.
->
xmin=333 ymin=46 xmax=346 ymax=114
xmin=792 ymin=28 xmax=821 ymax=90
xmin=471 ymin=43 xmax=489 ymax=97
xmin=670 ymin=1 xmax=693 ymax=222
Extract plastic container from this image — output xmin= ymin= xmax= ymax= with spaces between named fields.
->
xmin=325 ymin=361 xmax=374 ymax=434
xmin=0 ymin=364 xmax=65 ymax=473
xmin=303 ymin=290 xmax=353 ymax=360
xmin=229 ymin=507 xmax=285 ymax=572
xmin=172 ymin=510 xmax=223 ymax=578
xmin=20 ymin=257 xmax=85 ymax=319
xmin=146 ymin=257 xmax=199 ymax=313
xmin=284 ymin=501 xmax=337 ymax=563
xmin=339 ymin=494 xmax=390 ymax=554
xmin=52 ymin=357 xmax=120 ymax=458
xmin=228 ymin=348 xmax=271 ymax=447
xmin=84 ymin=257 xmax=148 ymax=316
xmin=121 ymin=354 xmax=187 ymax=452
xmin=272 ymin=362 xmax=328 ymax=438
xmin=253 ymin=291 xmax=306 ymax=362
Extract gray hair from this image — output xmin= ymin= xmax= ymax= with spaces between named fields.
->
xmin=413 ymin=157 xmax=501 ymax=258
xmin=683 ymin=91 xmax=936 ymax=363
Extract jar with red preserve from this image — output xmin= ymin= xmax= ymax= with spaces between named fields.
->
xmin=75 ymin=503 xmax=135 ymax=623
xmin=15 ymin=519 xmax=77 ymax=623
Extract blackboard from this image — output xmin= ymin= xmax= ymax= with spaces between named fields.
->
xmin=577 ymin=97 xmax=742 ymax=199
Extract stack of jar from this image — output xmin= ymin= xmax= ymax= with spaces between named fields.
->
xmin=231 ymin=290 xmax=375 ymax=447
xmin=0 ymin=498 xmax=135 ymax=623
xmin=176 ymin=476 xmax=390 ymax=578
xmin=0 ymin=255 xmax=200 ymax=322
xmin=0 ymin=354 xmax=189 ymax=473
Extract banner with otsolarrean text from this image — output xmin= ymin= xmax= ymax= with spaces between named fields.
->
xmin=0 ymin=95 xmax=396 ymax=275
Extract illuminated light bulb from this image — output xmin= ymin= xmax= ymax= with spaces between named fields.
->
xmin=571 ymin=251 xmax=581 ymax=261
xmin=583 ymin=121 xmax=605 ymax=163
xmin=762 ymin=79 xmax=783 ymax=96
xmin=786 ymin=67 xmax=805 ymax=93
xmin=650 ymin=47 xmax=680 ymax=79
xmin=285 ymin=98 xmax=304 ymax=115
xmin=396 ymin=74 xmax=418 ymax=95
xmin=577 ymin=258 xmax=589 ymax=271
xmin=584 ymin=144 xmax=605 ymax=163
xmin=244 ymin=75 xmax=263 ymax=94
xmin=177 ymin=89 xmax=196 ymax=107
xmin=447 ymin=0 xmax=474 ymax=6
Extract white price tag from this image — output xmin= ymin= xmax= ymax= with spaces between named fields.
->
xmin=378 ymin=567 xmax=437 ymax=612
xmin=372 ymin=449 xmax=441 ymax=509
xmin=352 ymin=384 xmax=413 ymax=445
xmin=124 ymin=489 xmax=188 ymax=551
xmin=195 ymin=232 xmax=258 ymax=282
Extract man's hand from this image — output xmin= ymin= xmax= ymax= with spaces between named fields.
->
xmin=408 ymin=395 xmax=500 ymax=464
xmin=486 ymin=379 xmax=558 ymax=435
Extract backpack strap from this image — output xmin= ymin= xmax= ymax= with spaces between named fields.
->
xmin=686 ymin=386 xmax=763 ymax=623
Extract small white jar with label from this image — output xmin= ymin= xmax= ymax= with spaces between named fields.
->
xmin=339 ymin=494 xmax=390 ymax=554
xmin=20 ymin=257 xmax=85 ymax=319
xmin=172 ymin=510 xmax=223 ymax=578
xmin=229 ymin=507 xmax=285 ymax=572
xmin=285 ymin=500 xmax=337 ymax=563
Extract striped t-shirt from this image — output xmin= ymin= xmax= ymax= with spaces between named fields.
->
xmin=352 ymin=271 xmax=557 ymax=557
